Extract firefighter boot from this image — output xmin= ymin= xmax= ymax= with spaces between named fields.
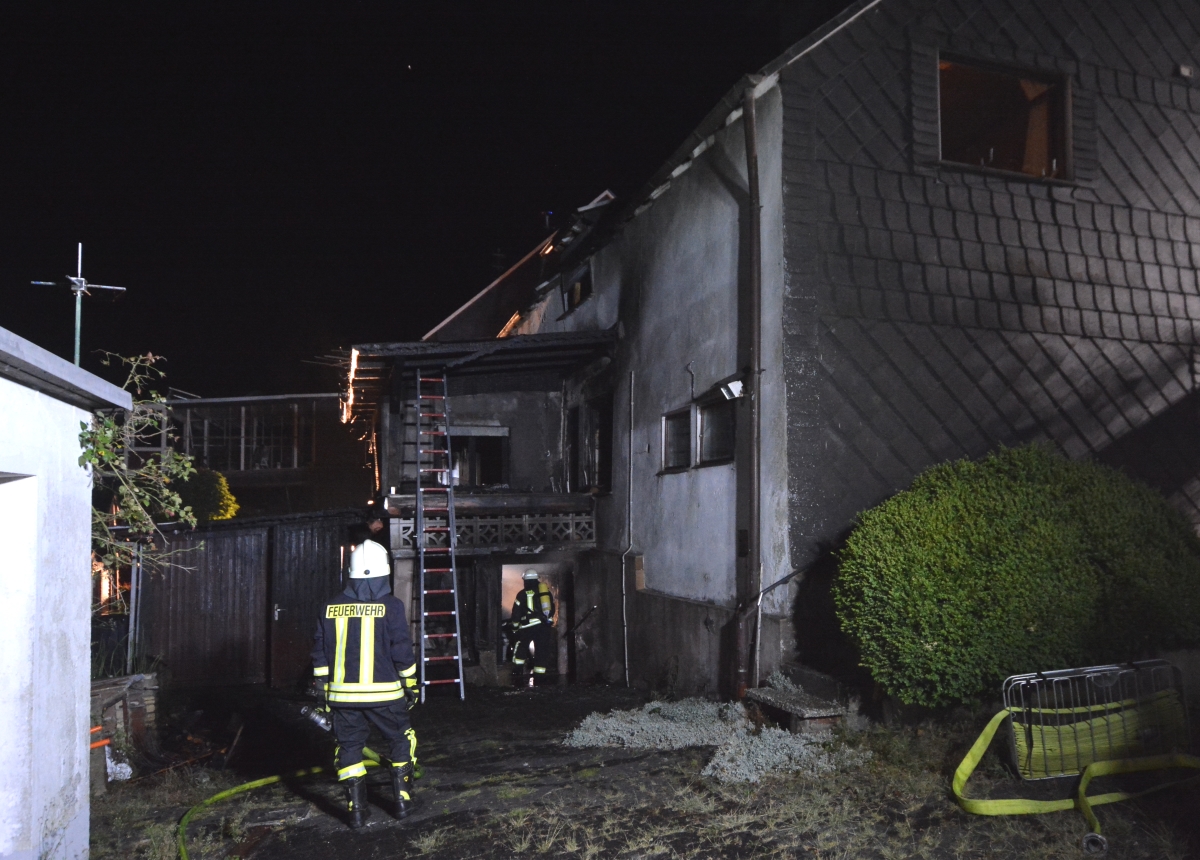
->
xmin=391 ymin=762 xmax=415 ymax=819
xmin=344 ymin=776 xmax=369 ymax=829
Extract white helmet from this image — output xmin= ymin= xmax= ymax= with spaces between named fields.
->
xmin=349 ymin=540 xmax=390 ymax=579
xmin=522 ymin=569 xmax=539 ymax=582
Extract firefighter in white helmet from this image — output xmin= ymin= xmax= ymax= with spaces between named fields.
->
xmin=509 ymin=569 xmax=556 ymax=685
xmin=311 ymin=539 xmax=419 ymax=827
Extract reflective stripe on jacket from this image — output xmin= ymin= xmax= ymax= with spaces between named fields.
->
xmin=511 ymin=583 xmax=555 ymax=630
xmin=312 ymin=591 xmax=416 ymax=705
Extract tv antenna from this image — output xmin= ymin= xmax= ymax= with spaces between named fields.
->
xmin=32 ymin=243 xmax=128 ymax=366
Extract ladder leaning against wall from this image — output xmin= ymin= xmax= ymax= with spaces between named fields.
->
xmin=412 ymin=370 xmax=466 ymax=701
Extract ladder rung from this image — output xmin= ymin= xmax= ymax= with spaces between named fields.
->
xmin=418 ymin=377 xmax=443 ymax=383
xmin=422 ymin=567 xmax=452 ymax=573
xmin=424 ymin=633 xmax=457 ymax=639
xmin=418 ymin=449 xmax=448 ymax=455
xmin=424 ymin=589 xmax=454 ymax=595
xmin=424 ymin=611 xmax=456 ymax=616
xmin=419 ymin=468 xmax=450 ymax=473
xmin=423 ymin=526 xmax=450 ymax=532
xmin=419 ymin=412 xmax=446 ymax=418
xmin=424 ymin=679 xmax=460 ymax=685
xmin=423 ymin=547 xmax=451 ymax=553
xmin=425 ymin=655 xmax=460 ymax=662
xmin=419 ymin=430 xmax=447 ymax=436
xmin=423 ymin=507 xmax=449 ymax=512
xmin=418 ymin=487 xmax=449 ymax=493
xmin=419 ymin=394 xmax=445 ymax=400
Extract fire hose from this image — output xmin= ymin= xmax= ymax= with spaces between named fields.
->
xmin=177 ymin=705 xmax=392 ymax=860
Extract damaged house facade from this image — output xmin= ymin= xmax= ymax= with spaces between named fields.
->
xmin=344 ymin=0 xmax=1200 ymax=695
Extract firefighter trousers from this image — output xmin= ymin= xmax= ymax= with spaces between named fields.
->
xmin=332 ymin=699 xmax=416 ymax=781
xmin=512 ymin=622 xmax=555 ymax=674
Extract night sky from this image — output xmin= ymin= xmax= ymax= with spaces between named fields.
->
xmin=2 ymin=2 xmax=841 ymax=396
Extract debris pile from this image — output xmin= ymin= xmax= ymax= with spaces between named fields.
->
xmin=565 ymin=686 xmax=870 ymax=783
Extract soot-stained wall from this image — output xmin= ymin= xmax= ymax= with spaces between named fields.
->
xmin=781 ymin=0 xmax=1200 ymax=654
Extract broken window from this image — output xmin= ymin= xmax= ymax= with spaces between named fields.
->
xmin=561 ymin=264 xmax=593 ymax=313
xmin=566 ymin=397 xmax=613 ymax=492
xmin=662 ymin=409 xmax=692 ymax=471
xmin=450 ymin=435 xmax=507 ymax=487
xmin=698 ymin=399 xmax=735 ymax=464
xmin=939 ymin=58 xmax=1068 ymax=179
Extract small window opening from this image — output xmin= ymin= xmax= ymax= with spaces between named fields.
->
xmin=562 ymin=266 xmax=593 ymax=312
xmin=451 ymin=435 xmax=507 ymax=487
xmin=662 ymin=410 xmax=692 ymax=471
xmin=698 ymin=399 xmax=735 ymax=464
xmin=939 ymin=59 xmax=1067 ymax=179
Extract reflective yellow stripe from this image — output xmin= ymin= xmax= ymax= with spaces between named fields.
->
xmin=327 ymin=680 xmax=404 ymax=693
xmin=333 ymin=617 xmax=348 ymax=684
xmin=338 ymin=762 xmax=367 ymax=780
xmin=328 ymin=688 xmax=406 ymax=703
xmin=399 ymin=663 xmax=417 ymax=678
xmin=313 ymin=666 xmax=329 ymax=677
xmin=359 ymin=616 xmax=375 ymax=683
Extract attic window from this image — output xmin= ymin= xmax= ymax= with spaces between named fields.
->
xmin=562 ymin=265 xmax=593 ymax=313
xmin=939 ymin=59 xmax=1068 ymax=180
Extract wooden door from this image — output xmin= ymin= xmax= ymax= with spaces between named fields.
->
xmin=269 ymin=518 xmax=349 ymax=688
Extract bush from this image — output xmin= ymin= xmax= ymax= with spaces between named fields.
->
xmin=177 ymin=468 xmax=239 ymax=524
xmin=833 ymin=445 xmax=1200 ymax=707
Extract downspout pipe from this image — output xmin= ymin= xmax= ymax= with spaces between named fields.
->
xmin=618 ymin=371 xmax=634 ymax=687
xmin=735 ymin=84 xmax=764 ymax=699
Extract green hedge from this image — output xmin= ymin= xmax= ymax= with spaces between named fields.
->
xmin=833 ymin=445 xmax=1200 ymax=707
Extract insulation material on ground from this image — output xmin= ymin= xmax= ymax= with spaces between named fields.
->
xmin=565 ymin=698 xmax=870 ymax=783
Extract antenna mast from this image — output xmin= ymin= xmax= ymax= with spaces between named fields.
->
xmin=32 ymin=243 xmax=128 ymax=366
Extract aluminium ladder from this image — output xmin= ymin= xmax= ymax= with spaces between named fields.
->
xmin=413 ymin=370 xmax=466 ymax=702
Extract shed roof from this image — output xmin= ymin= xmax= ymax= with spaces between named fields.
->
xmin=0 ymin=326 xmax=131 ymax=411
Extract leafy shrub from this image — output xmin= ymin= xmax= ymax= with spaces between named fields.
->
xmin=833 ymin=445 xmax=1200 ymax=707
xmin=177 ymin=468 xmax=239 ymax=524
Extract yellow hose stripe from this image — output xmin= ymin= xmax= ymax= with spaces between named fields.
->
xmin=177 ymin=748 xmax=384 ymax=860
xmin=333 ymin=617 xmax=348 ymax=684
xmin=953 ymin=708 xmax=1200 ymax=833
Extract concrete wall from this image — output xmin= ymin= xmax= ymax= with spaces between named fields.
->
xmin=779 ymin=0 xmax=1200 ymax=673
xmin=515 ymin=86 xmax=790 ymax=689
xmin=541 ymin=86 xmax=788 ymax=603
xmin=0 ymin=377 xmax=94 ymax=860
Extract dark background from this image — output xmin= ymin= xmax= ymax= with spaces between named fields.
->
xmin=1 ymin=2 xmax=843 ymax=396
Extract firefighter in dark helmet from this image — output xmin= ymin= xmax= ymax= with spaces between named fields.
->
xmin=510 ymin=569 xmax=556 ymax=684
xmin=312 ymin=539 xmax=419 ymax=827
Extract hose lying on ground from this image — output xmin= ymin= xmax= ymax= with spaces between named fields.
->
xmin=176 ymin=746 xmax=382 ymax=860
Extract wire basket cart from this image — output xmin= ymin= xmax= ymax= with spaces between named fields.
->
xmin=1002 ymin=660 xmax=1190 ymax=781
xmin=955 ymin=659 xmax=1200 ymax=853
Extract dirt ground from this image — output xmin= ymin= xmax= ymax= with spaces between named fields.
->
xmin=91 ymin=683 xmax=1200 ymax=859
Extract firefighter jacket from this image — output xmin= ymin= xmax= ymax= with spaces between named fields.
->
xmin=511 ymin=583 xmax=555 ymax=630
xmin=312 ymin=582 xmax=416 ymax=706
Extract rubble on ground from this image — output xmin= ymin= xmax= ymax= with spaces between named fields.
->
xmin=564 ymin=678 xmax=871 ymax=783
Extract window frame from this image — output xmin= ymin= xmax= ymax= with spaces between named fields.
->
xmin=935 ymin=53 xmax=1073 ymax=183
xmin=560 ymin=262 xmax=594 ymax=315
xmin=696 ymin=396 xmax=736 ymax=467
xmin=660 ymin=408 xmax=693 ymax=473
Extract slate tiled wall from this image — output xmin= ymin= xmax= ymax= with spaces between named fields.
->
xmin=781 ymin=0 xmax=1200 ymax=575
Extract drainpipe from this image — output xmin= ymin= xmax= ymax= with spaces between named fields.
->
xmin=734 ymin=84 xmax=764 ymax=698
xmin=618 ymin=371 xmax=634 ymax=687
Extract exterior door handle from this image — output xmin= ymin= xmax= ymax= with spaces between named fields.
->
xmin=273 ymin=604 xmax=285 ymax=621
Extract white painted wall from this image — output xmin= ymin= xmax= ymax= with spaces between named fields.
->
xmin=0 ymin=376 xmax=94 ymax=859
xmin=0 ymin=328 xmax=129 ymax=860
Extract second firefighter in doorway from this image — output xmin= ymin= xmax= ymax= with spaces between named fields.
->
xmin=312 ymin=540 xmax=420 ymax=828
xmin=510 ymin=569 xmax=556 ymax=685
